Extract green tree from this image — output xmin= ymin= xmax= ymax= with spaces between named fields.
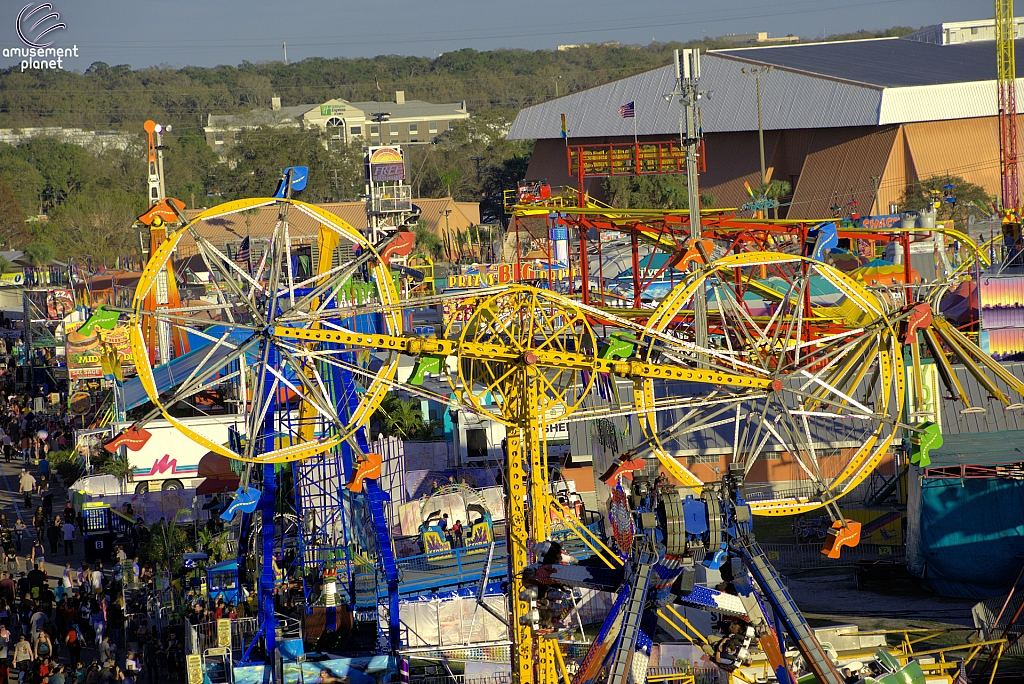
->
xmin=900 ymin=175 xmax=991 ymax=232
xmin=412 ymin=220 xmax=444 ymax=260
xmin=223 ymin=127 xmax=342 ymax=202
xmin=437 ymin=169 xmax=464 ymax=197
xmin=140 ymin=510 xmax=190 ymax=573
xmin=752 ymin=179 xmax=792 ymax=219
xmin=0 ymin=151 xmax=45 ymax=215
xmin=23 ymin=240 xmax=55 ymax=266
xmin=0 ymin=176 xmax=27 ymax=247
xmin=15 ymin=138 xmax=96 ymax=210
xmin=603 ymin=175 xmax=715 ymax=210
xmin=482 ymin=155 xmax=531 ymax=225
xmin=47 ymin=188 xmax=145 ymax=264
xmin=373 ymin=395 xmax=440 ymax=440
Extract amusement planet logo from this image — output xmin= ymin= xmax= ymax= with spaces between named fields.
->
xmin=4 ymin=2 xmax=78 ymax=71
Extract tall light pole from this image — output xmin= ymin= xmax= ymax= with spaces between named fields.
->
xmin=741 ymin=65 xmax=773 ymax=188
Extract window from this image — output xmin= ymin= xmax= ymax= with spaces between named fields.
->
xmin=350 ymin=126 xmax=361 ymax=135
xmin=214 ymin=132 xmax=223 ymax=144
xmin=428 ymin=121 xmax=437 ymax=133
xmin=971 ymin=27 xmax=979 ymax=35
xmin=389 ymin=123 xmax=399 ymax=135
xmin=370 ymin=125 xmax=379 ymax=134
xmin=466 ymin=429 xmax=488 ymax=459
xmin=408 ymin=123 xmax=418 ymax=133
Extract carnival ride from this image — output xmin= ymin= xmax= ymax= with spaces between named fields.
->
xmin=108 ymin=176 xmax=1024 ymax=684
xmin=104 ymin=103 xmax=1023 ymax=684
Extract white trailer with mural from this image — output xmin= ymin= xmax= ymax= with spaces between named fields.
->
xmin=78 ymin=415 xmax=237 ymax=494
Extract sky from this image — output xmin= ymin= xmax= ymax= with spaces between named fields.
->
xmin=0 ymin=0 xmax=996 ymax=71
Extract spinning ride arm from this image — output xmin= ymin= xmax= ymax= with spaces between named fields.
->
xmin=523 ymin=465 xmax=846 ymax=684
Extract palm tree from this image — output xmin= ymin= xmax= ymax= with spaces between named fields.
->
xmin=98 ymin=452 xmax=134 ymax=493
xmin=141 ymin=510 xmax=190 ymax=573
xmin=374 ymin=395 xmax=428 ymax=439
xmin=754 ymin=180 xmax=792 ymax=219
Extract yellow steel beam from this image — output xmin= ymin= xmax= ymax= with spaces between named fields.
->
xmin=274 ymin=326 xmax=772 ymax=389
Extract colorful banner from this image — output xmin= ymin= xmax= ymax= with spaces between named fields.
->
xmin=65 ymin=321 xmax=135 ymax=380
xmin=980 ymin=273 xmax=1024 ymax=360
xmin=446 ymin=262 xmax=569 ymax=288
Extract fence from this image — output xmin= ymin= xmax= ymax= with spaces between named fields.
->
xmin=186 ymin=615 xmax=301 ymax=656
xmin=974 ymin=591 xmax=1024 ymax=656
xmin=757 ymin=543 xmax=904 ymax=573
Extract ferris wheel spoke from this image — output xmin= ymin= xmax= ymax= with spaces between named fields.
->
xmin=274 ymin=346 xmax=342 ymax=426
xmin=717 ymin=278 xmax=771 ymax=369
xmin=195 ymin=239 xmax=265 ymax=325
xmin=275 ymin=256 xmax=377 ymax=323
xmin=264 ymin=360 xmax=337 ymax=427
xmin=146 ymin=339 xmax=258 ymax=429
xmin=194 ymin=232 xmax=267 ymax=301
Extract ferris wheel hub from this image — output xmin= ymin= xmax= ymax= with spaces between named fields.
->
xmin=770 ymin=379 xmax=784 ymax=391
xmin=522 ymin=351 xmax=540 ymax=366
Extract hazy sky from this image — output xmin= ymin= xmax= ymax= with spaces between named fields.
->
xmin=2 ymin=0 xmax=994 ymax=71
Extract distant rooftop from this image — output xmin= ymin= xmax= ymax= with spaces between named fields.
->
xmin=717 ymin=36 xmax=1024 ymax=88
xmin=904 ymin=16 xmax=1024 ymax=45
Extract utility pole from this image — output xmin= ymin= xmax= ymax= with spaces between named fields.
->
xmin=470 ymin=156 xmax=484 ymax=182
xmin=667 ymin=48 xmax=709 ymax=353
xmin=742 ymin=65 xmax=773 ymax=188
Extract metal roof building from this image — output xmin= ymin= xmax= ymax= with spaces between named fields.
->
xmin=508 ymin=34 xmax=1024 ymax=219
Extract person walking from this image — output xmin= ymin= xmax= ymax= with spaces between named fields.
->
xmin=29 ymin=540 xmax=44 ymax=570
xmin=61 ymin=521 xmax=75 ymax=557
xmin=18 ymin=470 xmax=35 ymax=509
xmin=37 ymin=454 xmax=49 ymax=487
xmin=32 ymin=508 xmax=45 ymax=544
xmin=12 ymin=520 xmax=25 ymax=554
xmin=12 ymin=633 xmax=32 ymax=683
xmin=34 ymin=629 xmax=53 ymax=663
xmin=65 ymin=625 xmax=82 ymax=671
xmin=46 ymin=519 xmax=60 ymax=557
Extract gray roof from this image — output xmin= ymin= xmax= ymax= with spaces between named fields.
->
xmin=347 ymin=99 xmax=467 ymax=120
xmin=508 ymin=37 xmax=1023 ymax=141
xmin=208 ymin=105 xmax=314 ymax=128
xmin=937 ymin=362 xmax=1024 ymax=436
xmin=717 ymin=37 xmax=1024 ymax=89
xmin=507 ymin=56 xmax=883 ymax=140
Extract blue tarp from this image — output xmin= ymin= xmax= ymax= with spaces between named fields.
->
xmin=121 ymin=327 xmax=254 ymax=411
xmin=907 ymin=467 xmax=1024 ymax=599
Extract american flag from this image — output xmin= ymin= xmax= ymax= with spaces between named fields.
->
xmin=235 ymin=236 xmax=251 ymax=264
xmin=954 ymin=660 xmax=970 ymax=684
xmin=619 ymin=101 xmax=635 ymax=118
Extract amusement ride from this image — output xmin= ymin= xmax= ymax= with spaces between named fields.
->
xmin=85 ymin=34 xmax=1024 ymax=684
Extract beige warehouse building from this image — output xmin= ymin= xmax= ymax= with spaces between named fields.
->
xmin=508 ymin=25 xmax=1024 ymax=219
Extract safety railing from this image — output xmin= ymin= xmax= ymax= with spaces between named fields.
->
xmin=756 ymin=543 xmax=904 ymax=573
xmin=351 ymin=514 xmax=605 ymax=602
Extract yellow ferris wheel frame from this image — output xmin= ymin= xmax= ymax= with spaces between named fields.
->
xmin=128 ymin=197 xmax=404 ymax=464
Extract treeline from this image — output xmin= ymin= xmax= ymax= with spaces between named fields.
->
xmin=0 ymin=26 xmax=918 ymax=264
xmin=0 ymin=27 xmax=916 ymax=136
xmin=0 ymin=111 xmax=532 ymax=263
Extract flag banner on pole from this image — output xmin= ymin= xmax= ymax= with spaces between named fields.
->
xmin=375 ymin=75 xmax=382 ymax=91
xmin=560 ymin=113 xmax=568 ymax=139
xmin=619 ymin=102 xmax=635 ymax=118
xmin=235 ymin=236 xmax=251 ymax=264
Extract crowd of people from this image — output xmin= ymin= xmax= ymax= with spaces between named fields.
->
xmin=0 ymin=388 xmax=194 ymax=684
